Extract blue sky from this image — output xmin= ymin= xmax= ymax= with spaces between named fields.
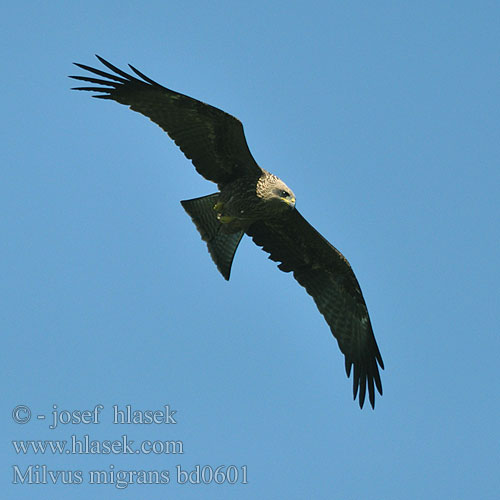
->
xmin=2 ymin=1 xmax=499 ymax=499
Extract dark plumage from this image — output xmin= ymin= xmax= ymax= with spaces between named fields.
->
xmin=70 ymin=56 xmax=384 ymax=408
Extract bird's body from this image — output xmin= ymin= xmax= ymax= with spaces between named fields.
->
xmin=71 ymin=56 xmax=384 ymax=408
xmin=215 ymin=170 xmax=296 ymax=231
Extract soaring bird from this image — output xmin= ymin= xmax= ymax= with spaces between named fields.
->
xmin=70 ymin=56 xmax=384 ymax=408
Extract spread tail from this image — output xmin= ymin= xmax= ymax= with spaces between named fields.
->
xmin=181 ymin=194 xmax=244 ymax=280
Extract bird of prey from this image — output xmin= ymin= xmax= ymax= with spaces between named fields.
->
xmin=70 ymin=56 xmax=384 ymax=408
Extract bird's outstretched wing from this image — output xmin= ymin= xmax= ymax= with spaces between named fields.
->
xmin=70 ymin=55 xmax=262 ymax=186
xmin=246 ymin=209 xmax=384 ymax=409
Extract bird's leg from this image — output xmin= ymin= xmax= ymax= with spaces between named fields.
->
xmin=213 ymin=201 xmax=235 ymax=223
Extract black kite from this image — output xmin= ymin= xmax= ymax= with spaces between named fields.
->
xmin=70 ymin=56 xmax=384 ymax=408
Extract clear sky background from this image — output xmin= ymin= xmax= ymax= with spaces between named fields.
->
xmin=2 ymin=1 xmax=499 ymax=499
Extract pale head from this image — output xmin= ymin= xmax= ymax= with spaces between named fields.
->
xmin=256 ymin=171 xmax=296 ymax=211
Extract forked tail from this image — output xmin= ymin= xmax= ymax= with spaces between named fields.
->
xmin=181 ymin=194 xmax=244 ymax=280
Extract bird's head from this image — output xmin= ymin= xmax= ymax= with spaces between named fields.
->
xmin=257 ymin=172 xmax=296 ymax=211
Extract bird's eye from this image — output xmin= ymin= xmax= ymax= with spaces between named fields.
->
xmin=281 ymin=190 xmax=289 ymax=198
